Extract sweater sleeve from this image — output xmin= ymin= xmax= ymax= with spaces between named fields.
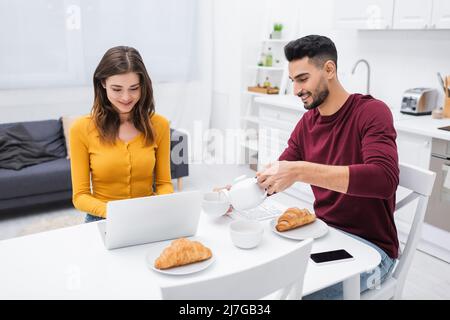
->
xmin=154 ymin=117 xmax=174 ymax=195
xmin=69 ymin=119 xmax=107 ymax=217
xmin=278 ymin=119 xmax=304 ymax=161
xmin=347 ymin=102 xmax=399 ymax=199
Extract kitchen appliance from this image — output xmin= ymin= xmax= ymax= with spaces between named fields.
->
xmin=400 ymin=87 xmax=439 ymax=115
xmin=425 ymin=139 xmax=450 ymax=236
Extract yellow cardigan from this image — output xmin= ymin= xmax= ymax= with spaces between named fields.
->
xmin=69 ymin=113 xmax=174 ymax=218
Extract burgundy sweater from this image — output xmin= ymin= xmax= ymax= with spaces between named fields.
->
xmin=279 ymin=94 xmax=399 ymax=259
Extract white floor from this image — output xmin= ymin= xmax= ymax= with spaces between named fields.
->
xmin=0 ymin=164 xmax=449 ymax=300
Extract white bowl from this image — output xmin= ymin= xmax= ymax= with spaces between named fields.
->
xmin=202 ymin=192 xmax=230 ymax=218
xmin=229 ymin=220 xmax=264 ymax=249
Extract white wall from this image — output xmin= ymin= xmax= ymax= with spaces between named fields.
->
xmin=0 ymin=87 xmax=93 ymax=124
xmin=210 ymin=0 xmax=244 ymax=132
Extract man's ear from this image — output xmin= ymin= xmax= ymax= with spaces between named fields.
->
xmin=324 ymin=60 xmax=337 ymax=79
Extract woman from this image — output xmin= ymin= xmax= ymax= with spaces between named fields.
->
xmin=70 ymin=46 xmax=174 ymax=223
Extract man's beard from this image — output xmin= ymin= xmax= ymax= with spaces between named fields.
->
xmin=299 ymin=82 xmax=330 ymax=110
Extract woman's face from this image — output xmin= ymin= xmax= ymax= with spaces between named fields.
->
xmin=103 ymin=72 xmax=142 ymax=114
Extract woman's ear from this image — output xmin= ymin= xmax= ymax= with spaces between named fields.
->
xmin=101 ymin=80 xmax=106 ymax=89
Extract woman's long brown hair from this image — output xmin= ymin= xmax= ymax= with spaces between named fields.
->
xmin=91 ymin=46 xmax=155 ymax=145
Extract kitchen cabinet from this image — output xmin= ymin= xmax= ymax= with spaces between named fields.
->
xmin=393 ymin=0 xmax=433 ymax=29
xmin=396 ymin=131 xmax=432 ymax=169
xmin=393 ymin=0 xmax=450 ymax=29
xmin=395 ymin=134 xmax=450 ymax=262
xmin=334 ymin=0 xmax=395 ymax=29
xmin=335 ymin=0 xmax=450 ymax=30
xmin=431 ymin=0 xmax=450 ymax=29
xmin=395 ymin=131 xmax=432 ymax=226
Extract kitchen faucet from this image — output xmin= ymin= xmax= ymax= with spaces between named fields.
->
xmin=351 ymin=59 xmax=371 ymax=95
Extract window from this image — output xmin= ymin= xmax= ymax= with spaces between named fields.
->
xmin=0 ymin=0 xmax=198 ymax=88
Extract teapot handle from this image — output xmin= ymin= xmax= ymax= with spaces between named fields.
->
xmin=261 ymin=190 xmax=268 ymax=200
xmin=255 ymin=178 xmax=268 ymax=200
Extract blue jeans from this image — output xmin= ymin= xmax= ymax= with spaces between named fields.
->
xmin=303 ymin=231 xmax=397 ymax=300
xmin=85 ymin=214 xmax=105 ymax=223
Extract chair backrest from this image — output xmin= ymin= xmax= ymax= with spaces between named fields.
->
xmin=391 ymin=163 xmax=436 ymax=298
xmin=160 ymin=238 xmax=313 ymax=300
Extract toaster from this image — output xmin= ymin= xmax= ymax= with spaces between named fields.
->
xmin=400 ymin=87 xmax=439 ymax=115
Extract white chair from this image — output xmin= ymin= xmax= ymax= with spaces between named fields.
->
xmin=160 ymin=238 xmax=313 ymax=300
xmin=362 ymin=163 xmax=436 ymax=300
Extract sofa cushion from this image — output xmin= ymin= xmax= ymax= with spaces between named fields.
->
xmin=61 ymin=116 xmax=82 ymax=159
xmin=0 ymin=120 xmax=66 ymax=170
xmin=0 ymin=158 xmax=71 ymax=200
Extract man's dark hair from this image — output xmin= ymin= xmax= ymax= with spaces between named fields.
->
xmin=284 ymin=35 xmax=338 ymax=70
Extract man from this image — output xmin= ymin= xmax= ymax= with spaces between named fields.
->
xmin=256 ymin=35 xmax=399 ymax=299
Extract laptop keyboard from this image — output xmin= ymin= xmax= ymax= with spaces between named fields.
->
xmin=230 ymin=198 xmax=287 ymax=221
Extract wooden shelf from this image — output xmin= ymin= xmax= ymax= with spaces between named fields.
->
xmin=243 ymin=90 xmax=266 ymax=96
xmin=247 ymin=86 xmax=279 ymax=95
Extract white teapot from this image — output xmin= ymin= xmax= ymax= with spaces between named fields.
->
xmin=220 ymin=175 xmax=267 ymax=211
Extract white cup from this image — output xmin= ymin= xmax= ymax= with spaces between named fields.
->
xmin=202 ymin=192 xmax=230 ymax=218
xmin=229 ymin=220 xmax=264 ymax=249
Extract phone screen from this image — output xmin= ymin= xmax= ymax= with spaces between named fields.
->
xmin=310 ymin=249 xmax=354 ymax=264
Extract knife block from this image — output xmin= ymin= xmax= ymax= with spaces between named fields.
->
xmin=444 ymin=97 xmax=450 ymax=118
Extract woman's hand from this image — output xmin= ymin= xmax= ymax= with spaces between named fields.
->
xmin=256 ymin=161 xmax=300 ymax=195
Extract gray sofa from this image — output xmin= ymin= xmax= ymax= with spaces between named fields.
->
xmin=0 ymin=119 xmax=189 ymax=211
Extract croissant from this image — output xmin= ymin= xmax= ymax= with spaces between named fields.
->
xmin=276 ymin=207 xmax=316 ymax=232
xmin=154 ymin=238 xmax=212 ymax=270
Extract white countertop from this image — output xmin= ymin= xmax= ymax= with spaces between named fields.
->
xmin=255 ymin=95 xmax=450 ymax=142
xmin=391 ymin=111 xmax=450 ymax=141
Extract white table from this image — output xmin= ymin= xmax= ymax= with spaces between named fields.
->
xmin=0 ymin=193 xmax=380 ymax=300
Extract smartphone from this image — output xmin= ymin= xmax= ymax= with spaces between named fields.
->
xmin=310 ymin=249 xmax=354 ymax=265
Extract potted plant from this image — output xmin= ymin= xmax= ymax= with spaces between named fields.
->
xmin=271 ymin=23 xmax=283 ymax=39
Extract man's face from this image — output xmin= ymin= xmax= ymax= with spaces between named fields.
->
xmin=288 ymin=57 xmax=330 ymax=110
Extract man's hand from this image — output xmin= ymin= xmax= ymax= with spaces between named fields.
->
xmin=257 ymin=161 xmax=350 ymax=194
xmin=256 ymin=161 xmax=300 ymax=195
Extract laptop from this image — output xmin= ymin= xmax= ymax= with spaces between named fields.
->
xmin=98 ymin=190 xmax=202 ymax=250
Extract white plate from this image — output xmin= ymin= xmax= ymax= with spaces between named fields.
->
xmin=146 ymin=243 xmax=215 ymax=276
xmin=270 ymin=217 xmax=329 ymax=240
